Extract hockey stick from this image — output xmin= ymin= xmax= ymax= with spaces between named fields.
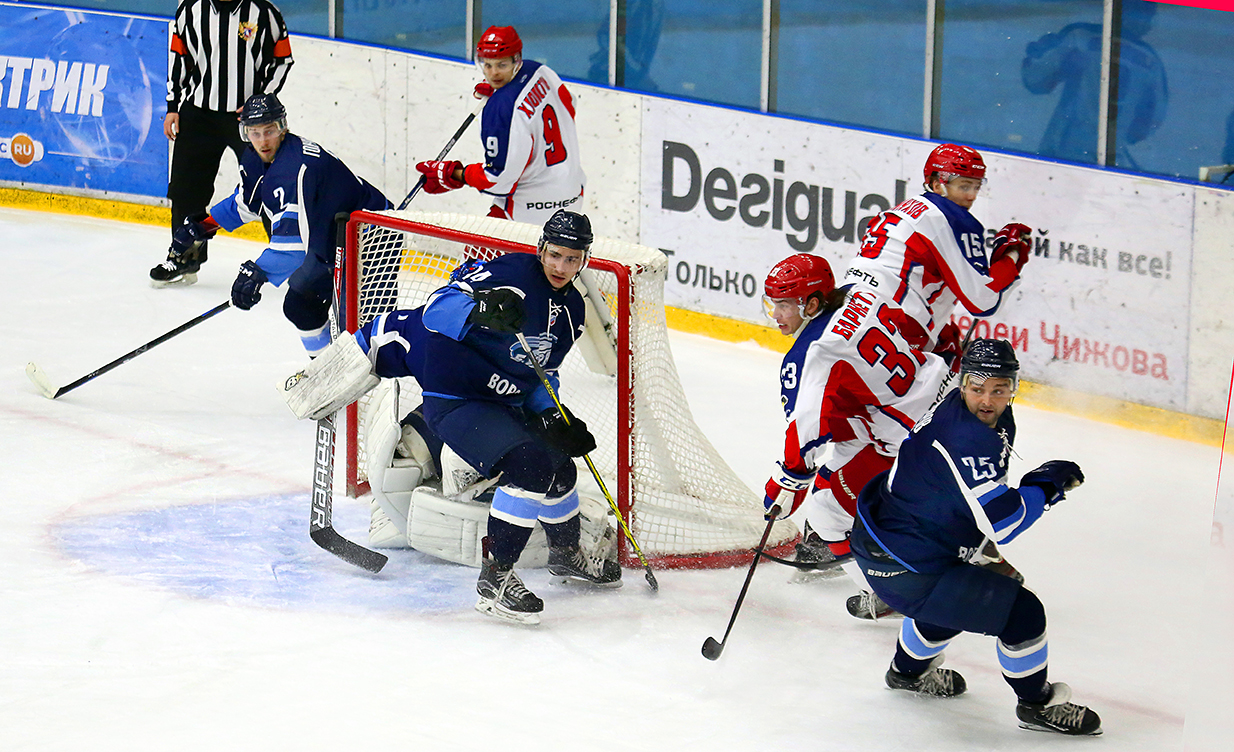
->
xmin=701 ymin=506 xmax=780 ymax=661
xmin=397 ymin=97 xmax=488 ymax=210
xmin=303 ymin=218 xmax=388 ymax=573
xmin=515 ymin=332 xmax=659 ymax=592
xmin=309 ymin=412 xmax=388 ymax=572
xmin=26 ymin=300 xmax=232 ymax=399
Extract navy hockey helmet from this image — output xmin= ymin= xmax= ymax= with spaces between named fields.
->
xmin=538 ymin=210 xmax=593 ymax=277
xmin=241 ymin=93 xmax=287 ymax=127
xmin=961 ymin=338 xmax=1019 ymax=390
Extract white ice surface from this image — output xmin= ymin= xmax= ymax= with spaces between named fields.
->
xmin=0 ymin=207 xmax=1227 ymax=751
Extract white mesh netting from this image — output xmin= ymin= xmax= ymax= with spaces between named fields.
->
xmin=344 ymin=210 xmax=796 ymax=567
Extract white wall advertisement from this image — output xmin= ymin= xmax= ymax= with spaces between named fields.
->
xmin=639 ymin=98 xmax=1193 ymax=411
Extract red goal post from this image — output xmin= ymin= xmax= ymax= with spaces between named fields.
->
xmin=341 ymin=209 xmax=797 ymax=569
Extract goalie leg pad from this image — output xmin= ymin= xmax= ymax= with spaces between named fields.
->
xmin=406 ymin=487 xmax=549 ymax=568
xmin=279 ymin=335 xmax=379 ymax=420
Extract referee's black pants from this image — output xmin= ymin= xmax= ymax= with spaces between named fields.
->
xmin=167 ymin=103 xmax=246 ymax=233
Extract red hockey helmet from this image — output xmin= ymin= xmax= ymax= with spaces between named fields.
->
xmin=477 ymin=26 xmax=523 ymax=60
xmin=764 ymin=253 xmax=835 ymax=300
xmin=923 ymin=143 xmax=986 ymax=184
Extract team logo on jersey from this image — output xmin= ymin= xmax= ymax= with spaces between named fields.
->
xmin=238 ymin=22 xmax=258 ymax=42
xmin=512 ymin=334 xmax=554 ymax=368
xmin=547 ymin=301 xmax=564 ymax=328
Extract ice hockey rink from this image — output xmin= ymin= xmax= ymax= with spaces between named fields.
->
xmin=2 ymin=206 xmax=1230 ymax=751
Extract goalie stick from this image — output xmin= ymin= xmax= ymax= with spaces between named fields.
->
xmin=304 ymin=219 xmax=388 ymax=572
xmin=515 ymin=332 xmax=659 ymax=592
xmin=701 ymin=506 xmax=780 ymax=661
xmin=26 ymin=300 xmax=231 ymax=399
xmin=397 ymin=97 xmax=488 ymax=210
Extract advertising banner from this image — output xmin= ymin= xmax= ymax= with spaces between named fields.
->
xmin=640 ymin=98 xmax=1192 ymax=410
xmin=0 ymin=4 xmax=168 ymax=197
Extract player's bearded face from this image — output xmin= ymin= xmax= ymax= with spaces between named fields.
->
xmin=246 ymin=122 xmax=286 ymax=164
xmin=541 ymin=244 xmax=585 ymax=289
xmin=961 ymin=376 xmax=1014 ymax=426
xmin=479 ymin=56 xmax=520 ymax=89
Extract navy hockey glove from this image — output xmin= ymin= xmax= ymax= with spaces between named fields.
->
xmin=536 ymin=406 xmax=596 ymax=457
xmin=467 ymin=288 xmax=526 ymax=333
xmin=231 ymin=260 xmax=268 ymax=310
xmin=764 ymin=462 xmax=814 ymax=520
xmin=932 ymin=321 xmax=964 ymax=373
xmin=170 ymin=211 xmax=219 ymax=258
xmin=1020 ymin=460 xmax=1084 ymax=506
xmin=416 ymin=160 xmax=465 ymax=194
xmin=991 ymin=222 xmax=1032 ymax=273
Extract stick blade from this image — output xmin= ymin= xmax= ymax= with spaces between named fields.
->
xmin=701 ymin=636 xmax=724 ymax=661
xmin=644 ymin=569 xmax=660 ymax=592
xmin=25 ymin=362 xmax=58 ymax=399
xmin=310 ymin=527 xmax=388 ymax=573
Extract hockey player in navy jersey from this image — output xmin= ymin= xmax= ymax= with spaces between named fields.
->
xmin=414 ymin=26 xmax=586 ymax=226
xmin=278 ymin=211 xmax=620 ymax=625
xmin=850 ymin=339 xmax=1101 ymax=736
xmin=843 ymin=143 xmax=1032 ymax=350
xmin=161 ymin=94 xmax=392 ymax=355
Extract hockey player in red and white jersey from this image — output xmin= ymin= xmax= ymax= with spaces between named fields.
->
xmin=415 ymin=26 xmax=586 ymax=226
xmin=843 ymin=143 xmax=1032 ymax=350
xmin=761 ymin=253 xmax=954 ymax=618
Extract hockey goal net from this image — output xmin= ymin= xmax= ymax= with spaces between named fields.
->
xmin=342 ymin=209 xmax=796 ymax=568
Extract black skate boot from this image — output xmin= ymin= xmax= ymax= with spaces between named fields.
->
xmin=475 ymin=555 xmax=544 ymax=625
xmin=790 ymin=522 xmax=847 ymax=581
xmin=149 ymin=242 xmax=207 ymax=288
xmin=1016 ymin=682 xmax=1102 ymax=735
xmin=885 ymin=657 xmax=967 ymax=698
xmin=847 ymin=591 xmax=899 ymax=620
xmin=547 ymin=544 xmax=623 ymax=588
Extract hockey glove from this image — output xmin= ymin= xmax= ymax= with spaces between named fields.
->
xmin=170 ymin=211 xmax=220 ymax=258
xmin=932 ymin=321 xmax=964 ymax=373
xmin=474 ymin=82 xmax=494 ymax=100
xmin=764 ymin=462 xmax=814 ymax=520
xmin=991 ymin=222 xmax=1032 ymax=273
xmin=231 ymin=260 xmax=268 ymax=310
xmin=416 ymin=160 xmax=466 ymax=194
xmin=467 ymin=288 xmax=526 ymax=333
xmin=1020 ymin=460 xmax=1084 ymax=507
xmin=536 ymin=406 xmax=597 ymax=457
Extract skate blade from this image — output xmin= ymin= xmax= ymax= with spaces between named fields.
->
xmin=789 ymin=566 xmax=846 ymax=584
xmin=548 ymin=573 xmax=624 ymax=589
xmin=150 ymin=272 xmax=198 ymax=289
xmin=474 ymin=597 xmax=541 ymax=625
xmin=1017 ymin=721 xmax=1102 ymax=736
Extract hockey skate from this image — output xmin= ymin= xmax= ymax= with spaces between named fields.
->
xmin=475 ymin=556 xmax=544 ymax=625
xmin=149 ymin=243 xmax=207 ymax=288
xmin=885 ymin=657 xmax=967 ymax=698
xmin=789 ymin=522 xmax=847 ymax=582
xmin=847 ymin=591 xmax=899 ymax=620
xmin=1016 ymin=682 xmax=1102 ymax=735
xmin=547 ymin=544 xmax=623 ymax=588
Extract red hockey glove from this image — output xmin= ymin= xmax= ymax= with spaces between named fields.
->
xmin=416 ymin=160 xmax=465 ymax=194
xmin=474 ymin=82 xmax=494 ymax=100
xmin=932 ymin=321 xmax=964 ymax=373
xmin=764 ymin=462 xmax=814 ymax=520
xmin=991 ymin=222 xmax=1032 ymax=273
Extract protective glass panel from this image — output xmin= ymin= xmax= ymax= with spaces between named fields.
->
xmin=776 ymin=0 xmax=927 ymax=136
xmin=940 ymin=0 xmax=1103 ymax=162
xmin=344 ymin=0 xmax=466 ymax=59
xmin=481 ymin=0 xmax=609 ymax=84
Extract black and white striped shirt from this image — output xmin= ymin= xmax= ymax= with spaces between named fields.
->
xmin=167 ymin=0 xmax=294 ymax=114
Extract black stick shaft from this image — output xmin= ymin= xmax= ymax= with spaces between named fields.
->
xmin=705 ymin=506 xmax=780 ymax=658
xmin=397 ymin=99 xmax=486 ymax=210
xmin=52 ymin=301 xmax=231 ymax=398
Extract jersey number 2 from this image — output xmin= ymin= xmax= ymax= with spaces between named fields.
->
xmin=542 ymin=105 xmax=566 ymax=167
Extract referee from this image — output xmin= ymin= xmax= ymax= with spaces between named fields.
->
xmin=151 ymin=0 xmax=294 ymax=287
